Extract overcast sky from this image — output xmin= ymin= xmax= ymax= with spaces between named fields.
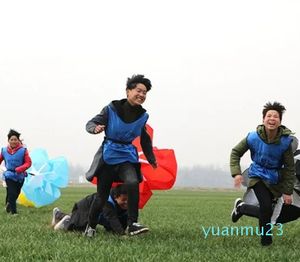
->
xmin=1 ymin=0 xmax=300 ymax=170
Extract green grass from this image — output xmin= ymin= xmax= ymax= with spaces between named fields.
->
xmin=0 ymin=187 xmax=299 ymax=261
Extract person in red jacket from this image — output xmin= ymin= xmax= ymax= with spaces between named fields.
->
xmin=0 ymin=129 xmax=31 ymax=214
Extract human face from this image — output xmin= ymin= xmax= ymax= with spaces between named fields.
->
xmin=115 ymin=194 xmax=128 ymax=210
xmin=127 ymin=83 xmax=147 ymax=106
xmin=263 ymin=110 xmax=281 ymax=132
xmin=8 ymin=136 xmax=20 ymax=149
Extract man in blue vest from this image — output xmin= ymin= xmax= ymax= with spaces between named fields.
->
xmin=231 ymin=146 xmax=300 ymax=228
xmin=84 ymin=74 xmax=157 ymax=237
xmin=230 ymin=102 xmax=295 ymax=246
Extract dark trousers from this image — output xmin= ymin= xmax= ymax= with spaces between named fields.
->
xmin=88 ymin=162 xmax=139 ymax=228
xmin=240 ymin=203 xmax=260 ymax=218
xmin=252 ymin=181 xmax=273 ymax=243
xmin=277 ymin=205 xmax=300 ymax=223
xmin=5 ymin=178 xmax=24 ymax=214
xmin=240 ymin=200 xmax=300 ymax=224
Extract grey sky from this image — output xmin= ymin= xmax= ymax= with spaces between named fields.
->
xmin=1 ymin=0 xmax=300 ymax=170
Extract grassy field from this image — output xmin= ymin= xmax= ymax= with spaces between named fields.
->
xmin=0 ymin=187 xmax=299 ymax=262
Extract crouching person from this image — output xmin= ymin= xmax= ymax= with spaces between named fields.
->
xmin=52 ymin=184 xmax=128 ymax=236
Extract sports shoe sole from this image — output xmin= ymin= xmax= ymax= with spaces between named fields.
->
xmin=54 ymin=215 xmax=70 ymax=230
xmin=51 ymin=207 xmax=60 ymax=227
xmin=128 ymin=227 xmax=149 ymax=236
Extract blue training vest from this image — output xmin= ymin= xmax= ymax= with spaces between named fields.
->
xmin=1 ymin=147 xmax=26 ymax=183
xmin=247 ymin=132 xmax=292 ymax=184
xmin=102 ymin=105 xmax=148 ymax=165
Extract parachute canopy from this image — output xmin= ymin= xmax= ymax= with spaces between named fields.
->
xmin=17 ymin=148 xmax=69 ymax=208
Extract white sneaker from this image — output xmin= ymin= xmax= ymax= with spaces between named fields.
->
xmin=83 ymin=224 xmax=96 ymax=238
xmin=54 ymin=215 xmax=71 ymax=231
xmin=51 ymin=207 xmax=61 ymax=227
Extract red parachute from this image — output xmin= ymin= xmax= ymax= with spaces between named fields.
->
xmin=92 ymin=124 xmax=177 ymax=208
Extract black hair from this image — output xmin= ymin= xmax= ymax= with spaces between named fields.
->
xmin=262 ymin=101 xmax=286 ymax=121
xmin=7 ymin=129 xmax=21 ymax=140
xmin=110 ymin=184 xmax=128 ymax=198
xmin=126 ymin=74 xmax=152 ymax=91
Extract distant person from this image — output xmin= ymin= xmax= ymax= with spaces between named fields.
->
xmin=84 ymin=74 xmax=157 ymax=237
xmin=230 ymin=102 xmax=295 ymax=246
xmin=52 ymin=184 xmax=128 ymax=235
xmin=0 ymin=129 xmax=32 ymax=215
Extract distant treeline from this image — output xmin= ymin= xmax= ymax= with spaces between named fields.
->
xmin=68 ymin=164 xmax=87 ymax=184
xmin=175 ymin=165 xmax=233 ymax=188
xmin=68 ymin=164 xmax=234 ymax=188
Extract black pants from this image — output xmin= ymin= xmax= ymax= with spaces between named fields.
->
xmin=240 ymin=200 xmax=300 ymax=224
xmin=240 ymin=203 xmax=260 ymax=218
xmin=252 ymin=181 xmax=274 ymax=243
xmin=88 ymin=162 xmax=139 ymax=228
xmin=5 ymin=178 xmax=24 ymax=214
xmin=276 ymin=205 xmax=300 ymax=223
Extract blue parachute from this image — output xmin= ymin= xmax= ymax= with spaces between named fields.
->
xmin=17 ymin=148 xmax=69 ymax=207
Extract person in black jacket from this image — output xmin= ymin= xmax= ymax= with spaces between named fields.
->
xmin=51 ymin=184 xmax=128 ymax=235
xmin=84 ymin=74 xmax=157 ymax=237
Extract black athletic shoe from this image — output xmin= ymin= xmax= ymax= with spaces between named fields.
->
xmin=261 ymin=236 xmax=272 ymax=246
xmin=127 ymin=222 xmax=149 ymax=236
xmin=231 ymin=198 xmax=243 ymax=223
